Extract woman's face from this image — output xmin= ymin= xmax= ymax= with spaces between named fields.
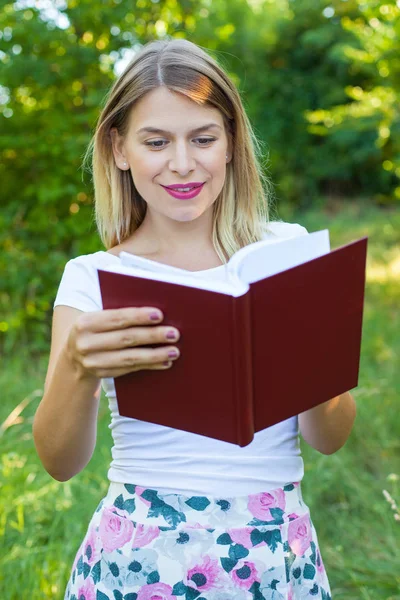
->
xmin=110 ymin=86 xmax=232 ymax=224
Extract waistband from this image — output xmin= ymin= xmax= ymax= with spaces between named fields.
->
xmin=101 ymin=481 xmax=308 ymax=531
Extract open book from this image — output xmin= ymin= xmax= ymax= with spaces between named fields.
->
xmin=97 ymin=230 xmax=367 ymax=447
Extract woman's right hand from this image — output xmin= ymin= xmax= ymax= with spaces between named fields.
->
xmin=67 ymin=307 xmax=180 ymax=379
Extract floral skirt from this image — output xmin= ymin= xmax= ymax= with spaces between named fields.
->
xmin=65 ymin=481 xmax=332 ymax=600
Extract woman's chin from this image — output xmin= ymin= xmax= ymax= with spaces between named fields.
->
xmin=167 ymin=207 xmax=208 ymax=223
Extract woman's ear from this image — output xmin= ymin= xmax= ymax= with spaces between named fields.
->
xmin=110 ymin=128 xmax=129 ymax=170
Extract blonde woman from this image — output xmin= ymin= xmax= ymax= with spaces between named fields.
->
xmin=33 ymin=39 xmax=355 ymax=599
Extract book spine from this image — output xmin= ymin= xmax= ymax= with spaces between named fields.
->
xmin=231 ymin=293 xmax=255 ymax=447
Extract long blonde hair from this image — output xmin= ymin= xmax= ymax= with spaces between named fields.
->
xmin=84 ymin=38 xmax=272 ymax=261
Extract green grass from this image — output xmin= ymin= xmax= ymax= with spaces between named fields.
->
xmin=1 ymin=200 xmax=399 ymax=599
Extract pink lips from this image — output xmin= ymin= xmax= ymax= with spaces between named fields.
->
xmin=164 ymin=182 xmax=204 ymax=190
xmin=161 ymin=182 xmax=205 ymax=200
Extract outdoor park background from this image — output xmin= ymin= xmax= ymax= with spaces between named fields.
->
xmin=0 ymin=0 xmax=399 ymax=598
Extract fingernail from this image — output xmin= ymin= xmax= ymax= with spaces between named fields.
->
xmin=150 ymin=311 xmax=162 ymax=321
xmin=168 ymin=350 xmax=179 ymax=358
xmin=166 ymin=330 xmax=178 ymax=340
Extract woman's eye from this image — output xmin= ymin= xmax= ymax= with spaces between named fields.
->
xmin=145 ymin=140 xmax=167 ymax=148
xmin=144 ymin=137 xmax=216 ymax=149
xmin=196 ymin=137 xmax=216 ymax=145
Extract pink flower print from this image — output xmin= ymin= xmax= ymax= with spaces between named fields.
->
xmin=316 ymin=548 xmax=326 ymax=574
xmin=136 ymin=486 xmax=152 ymax=507
xmin=84 ymin=524 xmax=101 ymax=565
xmin=288 ymin=582 xmax=294 ymax=600
xmin=288 ymin=513 xmax=299 ymax=521
xmin=186 ymin=555 xmax=222 ymax=591
xmin=288 ymin=513 xmax=312 ymax=556
xmin=228 ymin=527 xmax=255 ymax=549
xmin=77 ymin=578 xmax=96 ymax=600
xmin=99 ymin=506 xmax=134 ymax=553
xmin=137 ymin=582 xmax=176 ymax=600
xmin=247 ymin=488 xmax=286 ymax=521
xmin=230 ymin=559 xmax=259 ymax=590
xmin=134 ymin=524 xmax=160 ymax=548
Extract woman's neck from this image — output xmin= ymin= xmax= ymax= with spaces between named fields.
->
xmin=108 ymin=223 xmax=223 ymax=271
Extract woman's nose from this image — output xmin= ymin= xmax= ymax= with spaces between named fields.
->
xmin=168 ymin=144 xmax=195 ymax=175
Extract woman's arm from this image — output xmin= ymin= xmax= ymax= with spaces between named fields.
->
xmin=33 ymin=304 xmax=181 ymax=482
xmin=298 ymin=392 xmax=357 ymax=455
xmin=33 ymin=306 xmax=102 ymax=482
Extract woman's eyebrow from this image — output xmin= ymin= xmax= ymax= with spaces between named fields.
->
xmin=136 ymin=123 xmax=222 ymax=136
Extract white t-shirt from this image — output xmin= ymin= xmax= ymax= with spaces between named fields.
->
xmin=54 ymin=221 xmax=307 ymax=496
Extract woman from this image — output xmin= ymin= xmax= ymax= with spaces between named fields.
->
xmin=33 ymin=38 xmax=356 ymax=599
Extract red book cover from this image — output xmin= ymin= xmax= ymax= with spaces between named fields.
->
xmin=98 ymin=236 xmax=367 ymax=446
xmin=251 ymin=237 xmax=367 ymax=431
xmin=97 ymin=273 xmax=255 ymax=446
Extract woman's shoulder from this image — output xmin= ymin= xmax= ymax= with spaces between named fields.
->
xmin=65 ymin=250 xmax=119 ymax=269
xmin=262 ymin=220 xmax=308 ymax=240
xmin=54 ymin=251 xmax=119 ymax=312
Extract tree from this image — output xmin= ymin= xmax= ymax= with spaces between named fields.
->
xmin=305 ymin=0 xmax=400 ymax=205
xmin=0 ymin=0 xmax=398 ymax=351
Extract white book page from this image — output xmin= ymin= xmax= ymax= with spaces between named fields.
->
xmin=101 ymin=230 xmax=330 ymax=296
xmin=227 ymin=230 xmax=330 ymax=284
xmin=99 ymin=263 xmax=248 ymax=297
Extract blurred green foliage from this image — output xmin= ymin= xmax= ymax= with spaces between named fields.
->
xmin=0 ymin=0 xmax=399 ymax=351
